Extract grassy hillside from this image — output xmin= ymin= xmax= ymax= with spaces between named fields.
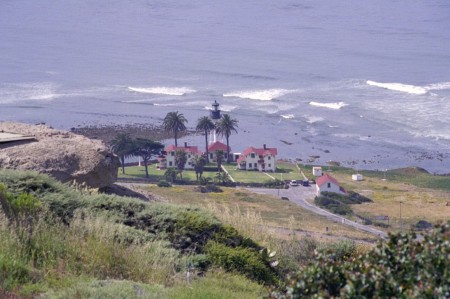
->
xmin=0 ymin=169 xmax=271 ymax=298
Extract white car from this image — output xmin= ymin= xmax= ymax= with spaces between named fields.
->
xmin=289 ymin=180 xmax=299 ymax=186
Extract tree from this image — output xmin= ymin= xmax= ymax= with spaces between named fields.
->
xmin=215 ymin=150 xmax=224 ymax=173
xmin=174 ymin=149 xmax=187 ymax=180
xmin=132 ymin=138 xmax=164 ymax=178
xmin=110 ymin=132 xmax=134 ymax=174
xmin=163 ymin=111 xmax=188 ymax=147
xmin=164 ymin=168 xmax=177 ymax=183
xmin=196 ymin=116 xmax=215 ymax=163
xmin=215 ymin=114 xmax=238 ymax=163
xmin=192 ymin=154 xmax=207 ymax=181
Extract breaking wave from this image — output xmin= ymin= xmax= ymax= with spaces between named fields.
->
xmin=281 ymin=114 xmax=295 ymax=119
xmin=128 ymin=86 xmax=196 ymax=96
xmin=309 ymin=101 xmax=348 ymax=109
xmin=366 ymin=80 xmax=427 ymax=95
xmin=425 ymin=82 xmax=450 ymax=91
xmin=0 ymin=82 xmax=59 ymax=104
xmin=223 ymin=88 xmax=294 ymax=101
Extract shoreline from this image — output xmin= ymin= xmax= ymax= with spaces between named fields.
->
xmin=71 ymin=123 xmax=196 ymax=144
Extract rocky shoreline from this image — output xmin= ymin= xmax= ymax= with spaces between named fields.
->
xmin=71 ymin=123 xmax=196 ymax=144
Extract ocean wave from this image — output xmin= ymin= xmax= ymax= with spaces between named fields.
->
xmin=366 ymin=80 xmax=427 ymax=95
xmin=305 ymin=116 xmax=324 ymax=123
xmin=223 ymin=88 xmax=294 ymax=101
xmin=425 ymin=82 xmax=450 ymax=91
xmin=281 ymin=114 xmax=295 ymax=119
xmin=0 ymin=82 xmax=59 ymax=104
xmin=204 ymin=105 xmax=236 ymax=112
xmin=128 ymin=86 xmax=196 ymax=96
xmin=309 ymin=101 xmax=348 ymax=109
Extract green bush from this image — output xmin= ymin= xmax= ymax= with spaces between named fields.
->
xmin=157 ymin=180 xmax=172 ymax=187
xmin=279 ymin=222 xmax=450 ymax=298
xmin=263 ymin=179 xmax=285 ymax=189
xmin=205 ymin=241 xmax=277 ymax=284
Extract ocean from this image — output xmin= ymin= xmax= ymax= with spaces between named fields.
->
xmin=1 ymin=0 xmax=450 ymax=173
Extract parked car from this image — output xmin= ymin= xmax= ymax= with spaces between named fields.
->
xmin=302 ymin=180 xmax=309 ymax=186
xmin=289 ymin=180 xmax=299 ymax=186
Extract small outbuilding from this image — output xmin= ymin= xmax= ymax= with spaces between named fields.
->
xmin=312 ymin=166 xmax=323 ymax=177
xmin=352 ymin=174 xmax=364 ymax=181
xmin=316 ymin=174 xmax=346 ymax=196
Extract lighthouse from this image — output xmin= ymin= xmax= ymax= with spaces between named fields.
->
xmin=210 ymin=100 xmax=221 ymax=120
xmin=209 ymin=100 xmax=221 ymax=143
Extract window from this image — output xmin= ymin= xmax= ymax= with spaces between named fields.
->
xmin=251 ymin=153 xmax=255 ymax=158
xmin=188 ymin=155 xmax=191 ymax=158
xmin=327 ymin=183 xmax=331 ymax=188
xmin=171 ymin=152 xmax=174 ymax=156
xmin=210 ymin=153 xmax=213 ymax=159
xmin=169 ymin=161 xmax=173 ymax=166
xmin=268 ymin=164 xmax=271 ymax=167
xmin=248 ymin=163 xmax=252 ymax=168
xmin=268 ymin=156 xmax=271 ymax=160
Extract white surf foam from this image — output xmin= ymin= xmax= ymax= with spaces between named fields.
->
xmin=0 ymin=82 xmax=59 ymax=104
xmin=425 ymin=82 xmax=450 ymax=91
xmin=128 ymin=86 xmax=196 ymax=96
xmin=305 ymin=116 xmax=324 ymax=123
xmin=309 ymin=101 xmax=348 ymax=109
xmin=366 ymin=80 xmax=427 ymax=95
xmin=223 ymin=88 xmax=294 ymax=101
xmin=281 ymin=114 xmax=295 ymax=119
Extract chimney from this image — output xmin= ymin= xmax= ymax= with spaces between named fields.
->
xmin=263 ymin=144 xmax=267 ymax=149
xmin=184 ymin=142 xmax=188 ymax=148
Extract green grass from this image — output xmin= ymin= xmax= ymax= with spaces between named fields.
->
xmin=222 ymin=161 xmax=303 ymax=183
xmin=119 ymin=161 xmax=304 ymax=184
xmin=118 ymin=164 xmax=218 ymax=181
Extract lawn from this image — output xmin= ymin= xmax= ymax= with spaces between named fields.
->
xmin=222 ymin=161 xmax=304 ymax=183
xmin=118 ymin=164 xmax=218 ymax=181
xmin=119 ymin=161 xmax=305 ymax=184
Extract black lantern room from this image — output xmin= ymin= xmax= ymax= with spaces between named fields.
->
xmin=210 ymin=100 xmax=221 ymax=120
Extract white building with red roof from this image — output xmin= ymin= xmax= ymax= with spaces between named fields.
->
xmin=159 ymin=142 xmax=202 ymax=170
xmin=315 ymin=174 xmax=347 ymax=196
xmin=236 ymin=144 xmax=277 ymax=172
xmin=207 ymin=141 xmax=237 ymax=162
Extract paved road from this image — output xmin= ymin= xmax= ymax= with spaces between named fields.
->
xmin=247 ymin=186 xmax=388 ymax=239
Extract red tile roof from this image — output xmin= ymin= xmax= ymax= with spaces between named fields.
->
xmin=316 ymin=174 xmax=340 ymax=187
xmin=165 ymin=144 xmax=202 ymax=155
xmin=208 ymin=141 xmax=230 ymax=152
xmin=236 ymin=146 xmax=278 ymax=163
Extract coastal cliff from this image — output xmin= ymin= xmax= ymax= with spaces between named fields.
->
xmin=0 ymin=122 xmax=120 ymax=188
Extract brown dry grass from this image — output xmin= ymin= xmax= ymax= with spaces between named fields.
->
xmin=141 ymin=185 xmax=378 ymax=243
xmin=322 ymin=172 xmax=450 ymax=232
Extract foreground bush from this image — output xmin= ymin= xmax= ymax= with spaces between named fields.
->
xmin=276 ymin=222 xmax=450 ymax=298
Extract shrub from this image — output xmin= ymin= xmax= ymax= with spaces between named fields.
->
xmin=205 ymin=241 xmax=277 ymax=284
xmin=157 ymin=180 xmax=172 ymax=187
xmin=195 ymin=184 xmax=223 ymax=193
xmin=280 ymin=222 xmax=450 ymax=298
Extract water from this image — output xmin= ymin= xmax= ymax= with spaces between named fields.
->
xmin=1 ymin=0 xmax=450 ymax=173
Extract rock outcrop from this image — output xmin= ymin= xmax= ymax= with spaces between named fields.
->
xmin=0 ymin=122 xmax=120 ymax=188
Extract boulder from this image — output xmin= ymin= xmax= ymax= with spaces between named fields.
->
xmin=0 ymin=122 xmax=120 ymax=188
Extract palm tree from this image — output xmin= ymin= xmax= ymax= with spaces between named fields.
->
xmin=192 ymin=154 xmax=207 ymax=181
xmin=215 ymin=114 xmax=238 ymax=163
xmin=174 ymin=150 xmax=187 ymax=180
xmin=110 ymin=132 xmax=134 ymax=174
xmin=196 ymin=116 xmax=215 ymax=163
xmin=132 ymin=138 xmax=164 ymax=178
xmin=163 ymin=111 xmax=188 ymax=147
